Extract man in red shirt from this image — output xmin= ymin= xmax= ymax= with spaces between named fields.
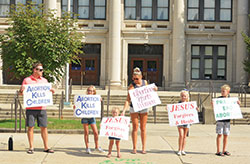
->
xmin=20 ymin=62 xmax=55 ymax=154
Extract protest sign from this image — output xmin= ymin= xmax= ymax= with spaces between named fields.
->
xmin=167 ymin=101 xmax=199 ymax=126
xmin=74 ymin=95 xmax=101 ymax=118
xmin=212 ymin=97 xmax=242 ymax=121
xmin=99 ymin=116 xmax=130 ymax=140
xmin=23 ymin=83 xmax=53 ymax=108
xmin=129 ymin=83 xmax=161 ymax=112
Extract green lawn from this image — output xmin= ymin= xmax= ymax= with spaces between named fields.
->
xmin=0 ymin=118 xmax=100 ymax=129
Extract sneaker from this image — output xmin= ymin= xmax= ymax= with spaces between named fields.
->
xmin=95 ymin=147 xmax=105 ymax=153
xmin=86 ymin=148 xmax=92 ymax=154
xmin=181 ymin=151 xmax=186 ymax=155
xmin=177 ymin=151 xmax=181 ymax=156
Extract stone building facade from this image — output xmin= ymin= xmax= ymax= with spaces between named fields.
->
xmin=0 ymin=0 xmax=249 ymax=91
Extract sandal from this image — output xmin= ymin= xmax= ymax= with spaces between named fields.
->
xmin=44 ymin=149 xmax=54 ymax=153
xmin=141 ymin=151 xmax=147 ymax=154
xmin=215 ymin=152 xmax=224 ymax=156
xmin=27 ymin=149 xmax=34 ymax=154
xmin=117 ymin=154 xmax=121 ymax=158
xmin=223 ymin=151 xmax=231 ymax=156
xmin=130 ymin=150 xmax=137 ymax=154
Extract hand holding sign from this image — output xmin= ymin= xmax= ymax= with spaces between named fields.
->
xmin=129 ymin=83 xmax=161 ymax=112
xmin=167 ymin=101 xmax=199 ymax=126
xmin=212 ymin=97 xmax=242 ymax=121
xmin=74 ymin=95 xmax=101 ymax=118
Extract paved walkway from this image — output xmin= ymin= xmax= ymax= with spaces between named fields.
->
xmin=0 ymin=124 xmax=250 ymax=164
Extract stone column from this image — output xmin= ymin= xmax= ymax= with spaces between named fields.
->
xmin=45 ymin=0 xmax=58 ymax=15
xmin=235 ymin=0 xmax=249 ymax=85
xmin=171 ymin=0 xmax=185 ymax=89
xmin=108 ymin=0 xmax=122 ymax=88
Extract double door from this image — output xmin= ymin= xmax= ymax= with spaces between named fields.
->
xmin=70 ymin=57 xmax=99 ymax=85
xmin=130 ymin=57 xmax=161 ymax=86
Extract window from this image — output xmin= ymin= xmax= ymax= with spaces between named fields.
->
xmin=61 ymin=0 xmax=106 ymax=20
xmin=0 ymin=0 xmax=43 ymax=17
xmin=0 ymin=0 xmax=10 ymax=17
xmin=124 ymin=0 xmax=169 ymax=21
xmin=187 ymin=0 xmax=232 ymax=22
xmin=191 ymin=45 xmax=227 ymax=80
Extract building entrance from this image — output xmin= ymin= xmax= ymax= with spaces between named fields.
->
xmin=69 ymin=44 xmax=100 ymax=85
xmin=128 ymin=44 xmax=163 ymax=86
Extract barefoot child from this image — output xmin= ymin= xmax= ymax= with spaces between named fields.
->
xmin=107 ymin=107 xmax=121 ymax=158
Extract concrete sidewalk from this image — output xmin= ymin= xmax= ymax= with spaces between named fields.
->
xmin=0 ymin=124 xmax=250 ymax=164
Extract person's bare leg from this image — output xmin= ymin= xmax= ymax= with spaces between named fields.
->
xmin=90 ymin=124 xmax=99 ymax=149
xmin=182 ymin=128 xmax=189 ymax=151
xmin=222 ymin=135 xmax=228 ymax=153
xmin=216 ymin=134 xmax=222 ymax=153
xmin=130 ymin=113 xmax=139 ymax=154
xmin=40 ymin=127 xmax=49 ymax=150
xmin=178 ymin=127 xmax=184 ymax=151
xmin=107 ymin=140 xmax=114 ymax=158
xmin=27 ymin=127 xmax=34 ymax=150
xmin=139 ymin=113 xmax=148 ymax=153
xmin=116 ymin=140 xmax=121 ymax=158
xmin=83 ymin=124 xmax=89 ymax=148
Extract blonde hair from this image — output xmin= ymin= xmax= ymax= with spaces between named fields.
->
xmin=180 ymin=90 xmax=189 ymax=101
xmin=86 ymin=85 xmax=96 ymax=95
xmin=221 ymin=84 xmax=231 ymax=91
xmin=133 ymin=67 xmax=142 ymax=76
xmin=112 ymin=107 xmax=120 ymax=114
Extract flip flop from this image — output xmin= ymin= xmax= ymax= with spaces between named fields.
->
xmin=141 ymin=151 xmax=147 ymax=154
xmin=117 ymin=154 xmax=121 ymax=158
xmin=223 ymin=151 xmax=231 ymax=156
xmin=215 ymin=152 xmax=224 ymax=156
xmin=27 ymin=149 xmax=34 ymax=154
xmin=44 ymin=149 xmax=54 ymax=153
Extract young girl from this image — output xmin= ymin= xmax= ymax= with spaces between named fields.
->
xmin=107 ymin=107 xmax=121 ymax=158
xmin=81 ymin=85 xmax=104 ymax=154
xmin=176 ymin=90 xmax=196 ymax=156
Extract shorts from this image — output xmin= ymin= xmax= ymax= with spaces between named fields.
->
xmin=81 ymin=118 xmax=96 ymax=124
xmin=129 ymin=107 xmax=149 ymax=114
xmin=178 ymin=124 xmax=190 ymax=128
xmin=216 ymin=121 xmax=230 ymax=135
xmin=109 ymin=137 xmax=121 ymax=140
xmin=26 ymin=110 xmax=47 ymax=127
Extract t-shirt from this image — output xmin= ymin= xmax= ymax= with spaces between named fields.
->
xmin=216 ymin=95 xmax=230 ymax=122
xmin=22 ymin=75 xmax=48 ymax=110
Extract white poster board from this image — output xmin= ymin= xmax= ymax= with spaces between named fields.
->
xmin=129 ymin=83 xmax=161 ymax=112
xmin=167 ymin=101 xmax=199 ymax=126
xmin=74 ymin=95 xmax=101 ymax=118
xmin=99 ymin=116 xmax=130 ymax=140
xmin=23 ymin=83 xmax=53 ymax=108
xmin=212 ymin=97 xmax=242 ymax=121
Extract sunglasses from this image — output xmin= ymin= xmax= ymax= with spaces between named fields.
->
xmin=87 ymin=90 xmax=94 ymax=92
xmin=36 ymin=68 xmax=43 ymax=72
xmin=133 ymin=78 xmax=139 ymax=81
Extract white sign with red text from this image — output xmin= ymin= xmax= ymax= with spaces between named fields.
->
xmin=99 ymin=116 xmax=130 ymax=140
xmin=129 ymin=83 xmax=161 ymax=112
xmin=167 ymin=101 xmax=199 ymax=126
xmin=23 ymin=83 xmax=53 ymax=108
